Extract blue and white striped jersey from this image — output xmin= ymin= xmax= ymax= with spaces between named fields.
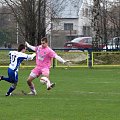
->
xmin=9 ymin=51 xmax=34 ymax=71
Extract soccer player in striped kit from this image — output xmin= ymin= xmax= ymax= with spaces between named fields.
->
xmin=0 ymin=44 xmax=36 ymax=96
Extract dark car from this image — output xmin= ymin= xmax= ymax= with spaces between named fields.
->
xmin=64 ymin=37 xmax=104 ymax=51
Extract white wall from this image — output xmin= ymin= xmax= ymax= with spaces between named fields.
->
xmin=78 ymin=0 xmax=92 ymax=36
xmin=53 ymin=18 xmax=78 ymax=31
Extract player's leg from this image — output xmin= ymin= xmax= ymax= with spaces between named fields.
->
xmin=0 ymin=76 xmax=3 ymax=81
xmin=6 ymin=83 xmax=17 ymax=96
xmin=0 ymin=68 xmax=16 ymax=83
xmin=27 ymin=67 xmax=40 ymax=95
xmin=41 ymin=68 xmax=55 ymax=90
xmin=5 ymin=70 xmax=18 ymax=96
xmin=27 ymin=74 xmax=37 ymax=95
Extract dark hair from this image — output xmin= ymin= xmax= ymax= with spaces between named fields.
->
xmin=41 ymin=37 xmax=48 ymax=43
xmin=18 ymin=44 xmax=25 ymax=52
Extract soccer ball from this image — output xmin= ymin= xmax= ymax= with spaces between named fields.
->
xmin=40 ymin=77 xmax=48 ymax=84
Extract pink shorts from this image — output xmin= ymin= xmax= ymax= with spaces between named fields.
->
xmin=31 ymin=66 xmax=50 ymax=77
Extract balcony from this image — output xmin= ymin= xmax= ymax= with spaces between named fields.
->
xmin=52 ymin=30 xmax=77 ymax=36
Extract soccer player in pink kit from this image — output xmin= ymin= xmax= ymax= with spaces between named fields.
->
xmin=25 ymin=37 xmax=69 ymax=95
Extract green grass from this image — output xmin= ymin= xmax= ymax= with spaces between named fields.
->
xmin=0 ymin=67 xmax=120 ymax=120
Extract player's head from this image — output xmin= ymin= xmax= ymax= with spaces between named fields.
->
xmin=18 ymin=44 xmax=26 ymax=52
xmin=41 ymin=37 xmax=48 ymax=48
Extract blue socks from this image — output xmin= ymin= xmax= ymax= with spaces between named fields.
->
xmin=6 ymin=85 xmax=15 ymax=95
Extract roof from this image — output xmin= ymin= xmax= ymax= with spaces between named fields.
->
xmin=57 ymin=0 xmax=82 ymax=18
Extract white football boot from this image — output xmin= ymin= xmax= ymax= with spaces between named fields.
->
xmin=28 ymin=89 xmax=37 ymax=95
xmin=47 ymin=83 xmax=56 ymax=90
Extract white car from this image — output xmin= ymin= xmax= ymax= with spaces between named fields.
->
xmin=103 ymin=45 xmax=119 ymax=50
xmin=103 ymin=37 xmax=120 ymax=50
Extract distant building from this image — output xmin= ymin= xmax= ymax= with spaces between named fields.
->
xmin=46 ymin=0 xmax=93 ymax=48
xmin=78 ymin=0 xmax=93 ymax=37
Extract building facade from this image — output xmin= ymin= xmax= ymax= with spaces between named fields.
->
xmin=47 ymin=0 xmax=93 ymax=48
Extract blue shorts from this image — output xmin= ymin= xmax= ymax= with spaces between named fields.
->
xmin=8 ymin=68 xmax=18 ymax=83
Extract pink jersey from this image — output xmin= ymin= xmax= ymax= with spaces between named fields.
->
xmin=35 ymin=45 xmax=56 ymax=68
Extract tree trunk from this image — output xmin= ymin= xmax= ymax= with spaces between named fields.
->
xmin=37 ymin=0 xmax=46 ymax=45
xmin=92 ymin=0 xmax=101 ymax=50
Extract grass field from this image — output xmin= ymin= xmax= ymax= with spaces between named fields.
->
xmin=0 ymin=67 xmax=120 ymax=120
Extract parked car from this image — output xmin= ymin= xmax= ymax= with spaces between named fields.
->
xmin=64 ymin=37 xmax=104 ymax=51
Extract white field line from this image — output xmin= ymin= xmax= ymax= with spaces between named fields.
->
xmin=14 ymin=91 xmax=120 ymax=100
xmin=79 ymin=82 xmax=120 ymax=84
xmin=72 ymin=91 xmax=120 ymax=95
xmin=0 ymin=91 xmax=119 ymax=102
xmin=17 ymin=97 xmax=120 ymax=102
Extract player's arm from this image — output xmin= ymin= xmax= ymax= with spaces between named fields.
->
xmin=25 ymin=41 xmax=36 ymax=51
xmin=55 ymin=54 xmax=70 ymax=66
xmin=49 ymin=49 xmax=70 ymax=66
xmin=55 ymin=54 xmax=66 ymax=64
xmin=27 ymin=53 xmax=36 ymax=60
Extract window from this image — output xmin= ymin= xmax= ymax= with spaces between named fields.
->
xmin=51 ymin=23 xmax=53 ymax=30
xmin=64 ymin=23 xmax=73 ymax=30
xmin=85 ymin=8 xmax=88 ymax=17
xmin=83 ymin=26 xmax=91 ymax=36
xmin=82 ymin=8 xmax=89 ymax=17
xmin=82 ymin=8 xmax=85 ymax=16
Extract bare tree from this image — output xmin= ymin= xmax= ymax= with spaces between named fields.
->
xmin=37 ymin=0 xmax=46 ymax=45
xmin=0 ymin=2 xmax=17 ymax=45
xmin=2 ymin=0 xmax=46 ymax=45
xmin=92 ymin=0 xmax=101 ymax=50
xmin=92 ymin=0 xmax=120 ymax=49
xmin=107 ymin=1 xmax=120 ymax=37
xmin=2 ymin=0 xmax=67 ymax=46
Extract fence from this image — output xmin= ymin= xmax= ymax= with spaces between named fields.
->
xmin=0 ymin=48 xmax=120 ymax=68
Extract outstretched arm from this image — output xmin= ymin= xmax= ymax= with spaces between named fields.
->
xmin=55 ymin=54 xmax=70 ymax=66
xmin=27 ymin=53 xmax=36 ymax=60
xmin=55 ymin=54 xmax=66 ymax=64
xmin=25 ymin=42 xmax=36 ymax=51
